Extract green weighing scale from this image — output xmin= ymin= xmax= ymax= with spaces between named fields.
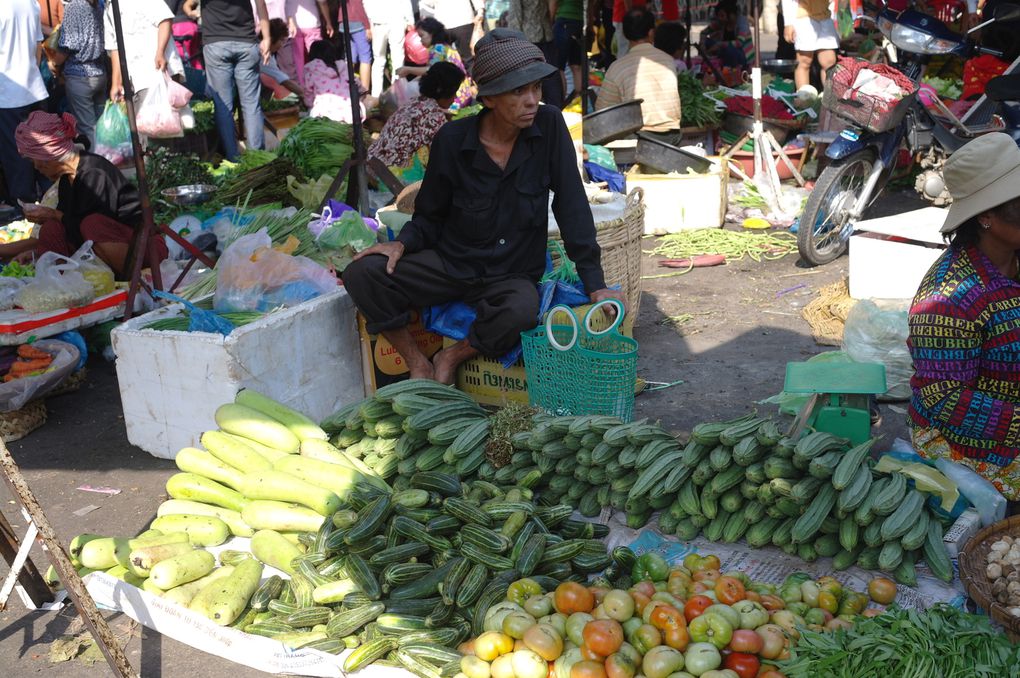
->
xmin=783 ymin=362 xmax=888 ymax=445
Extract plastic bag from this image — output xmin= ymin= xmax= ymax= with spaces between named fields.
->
xmin=153 ymin=290 xmax=235 ymax=335
xmin=0 ymin=278 xmax=26 ymax=312
xmin=584 ymin=144 xmax=617 ymax=171
xmin=404 ymin=27 xmax=428 ymax=65
xmin=317 ymin=210 xmax=376 ymax=252
xmin=94 ymin=101 xmax=133 ymax=166
xmin=214 ymin=229 xmax=337 ymax=312
xmin=70 ymin=241 xmax=115 ymax=296
xmin=0 ymin=339 xmax=79 ymax=412
xmin=875 ymin=452 xmax=964 ymax=516
xmin=14 ymin=252 xmax=96 ymax=312
xmin=165 ymin=73 xmax=193 ymax=108
xmin=136 ymin=73 xmax=183 ymax=138
xmin=842 ymin=299 xmax=912 ymax=401
xmin=585 ymin=161 xmax=626 ymax=194
xmin=933 ymin=457 xmax=1008 ymax=527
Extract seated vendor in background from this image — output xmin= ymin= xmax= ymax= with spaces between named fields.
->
xmin=367 ymin=62 xmax=465 ymax=183
xmin=343 ymin=29 xmax=625 ymax=384
xmin=12 ymin=112 xmax=168 ymax=278
xmin=907 ymin=133 xmax=1020 ymax=500
xmin=700 ymin=0 xmax=754 ymax=70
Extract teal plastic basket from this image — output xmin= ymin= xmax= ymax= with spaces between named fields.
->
xmin=520 ymin=300 xmax=638 ymax=421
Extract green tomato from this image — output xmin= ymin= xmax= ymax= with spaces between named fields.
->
xmin=703 ymin=605 xmax=740 ymax=630
xmin=687 ymin=613 xmax=733 ymax=650
xmin=632 ymin=624 xmax=662 ymax=655
xmin=508 ymin=578 xmax=544 ymax=606
xmin=622 ymin=616 xmax=643 ymax=642
xmin=666 ymin=674 xmax=696 ymax=678
xmin=461 ymin=655 xmax=492 ymax=678
xmin=540 ymin=612 xmax=568 ymax=638
xmin=786 ymin=601 xmax=810 ymax=618
xmin=730 ymin=600 xmax=768 ymax=630
xmin=617 ymin=642 xmax=641 ymax=666
xmin=800 ymin=581 xmax=820 ymax=608
xmin=642 ymin=645 xmax=685 ymax=678
xmin=804 ymin=607 xmax=827 ymax=626
xmin=633 ymin=552 xmax=670 ymax=582
xmin=651 ymin=592 xmax=685 ymax=609
xmin=485 ymin=602 xmax=526 ymax=633
xmin=700 ymin=671 xmax=739 ymax=678
xmin=682 ymin=642 xmax=721 ymax=676
xmin=525 ymin=594 xmax=554 ymax=618
xmin=604 ymin=590 xmax=636 ymax=622
xmin=700 ymin=589 xmax=719 ymax=604
xmin=565 ymin=612 xmax=594 ymax=647
xmin=503 ymin=611 xmax=537 ymax=639
xmin=553 ymin=647 xmax=582 ymax=678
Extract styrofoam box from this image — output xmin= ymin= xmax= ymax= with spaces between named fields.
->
xmin=625 ymin=160 xmax=728 ymax=234
xmin=849 ymin=206 xmax=948 ymax=300
xmin=112 ymin=289 xmax=363 ymax=459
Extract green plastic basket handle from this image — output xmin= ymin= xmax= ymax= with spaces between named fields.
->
xmin=545 ymin=299 xmax=626 ymax=352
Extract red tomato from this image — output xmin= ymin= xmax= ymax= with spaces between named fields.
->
xmin=723 ymin=651 xmax=761 ymax=678
xmin=648 ymin=605 xmax=685 ymax=632
xmin=571 ymin=660 xmax=608 ymax=678
xmin=728 ymin=630 xmax=763 ymax=654
xmin=758 ymin=671 xmax=787 ymax=678
xmin=605 ymin=652 xmax=638 ymax=678
xmin=631 ymin=581 xmax=656 ymax=598
xmin=759 ymin=594 xmax=786 ymax=612
xmin=744 ymin=590 xmax=761 ymax=603
xmin=692 ymin=568 xmax=721 ymax=583
xmin=631 ymin=591 xmax=652 ymax=615
xmin=583 ymin=620 xmax=624 ymax=657
xmin=580 ymin=644 xmax=604 ymax=661
xmin=715 ymin=576 xmax=746 ymax=605
xmin=556 ymin=582 xmax=596 ymax=615
xmin=663 ymin=626 xmax=689 ymax=651
xmin=684 ymin=595 xmax=714 ymax=623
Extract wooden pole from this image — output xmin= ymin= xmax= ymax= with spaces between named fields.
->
xmin=0 ymin=511 xmax=52 ymax=608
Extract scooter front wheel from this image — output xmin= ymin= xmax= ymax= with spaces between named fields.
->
xmin=797 ymin=150 xmax=876 ymax=266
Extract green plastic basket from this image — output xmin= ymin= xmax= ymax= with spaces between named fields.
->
xmin=520 ymin=300 xmax=638 ymax=421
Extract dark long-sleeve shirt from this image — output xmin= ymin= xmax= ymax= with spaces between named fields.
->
xmin=57 ymin=152 xmax=142 ymax=248
xmin=397 ymin=105 xmax=606 ymax=294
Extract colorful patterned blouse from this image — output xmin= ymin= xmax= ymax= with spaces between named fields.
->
xmin=908 ymin=244 xmax=1020 ymax=498
xmin=368 ymin=97 xmax=449 ymax=168
xmin=59 ymin=0 xmax=106 ymax=78
xmin=429 ymin=44 xmax=476 ymax=111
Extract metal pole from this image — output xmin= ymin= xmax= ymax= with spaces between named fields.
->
xmin=109 ymin=0 xmax=161 ymax=319
xmin=0 ymin=443 xmax=135 ymax=677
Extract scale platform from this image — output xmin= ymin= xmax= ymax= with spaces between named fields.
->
xmin=784 ymin=362 xmax=887 ymax=445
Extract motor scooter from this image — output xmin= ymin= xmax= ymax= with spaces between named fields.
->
xmin=797 ymin=3 xmax=1020 ymax=266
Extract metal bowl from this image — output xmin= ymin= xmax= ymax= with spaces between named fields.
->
xmin=583 ymin=100 xmax=645 ymax=145
xmin=763 ymin=59 xmax=797 ymax=76
xmin=161 ymin=184 xmax=218 ymax=207
xmin=634 ymin=133 xmax=712 ymax=175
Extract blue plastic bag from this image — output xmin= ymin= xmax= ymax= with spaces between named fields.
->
xmin=585 ymin=161 xmax=626 ymax=194
xmin=153 ymin=290 xmax=235 ymax=336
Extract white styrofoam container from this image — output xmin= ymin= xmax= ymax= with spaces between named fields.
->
xmin=849 ymin=206 xmax=948 ymax=300
xmin=625 ymin=161 xmax=727 ymax=234
xmin=112 ymin=289 xmax=363 ymax=459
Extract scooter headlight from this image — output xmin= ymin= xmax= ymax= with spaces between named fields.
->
xmin=888 ymin=24 xmax=958 ymax=54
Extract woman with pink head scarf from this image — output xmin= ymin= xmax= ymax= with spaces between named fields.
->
xmin=12 ymin=111 xmax=167 ymax=277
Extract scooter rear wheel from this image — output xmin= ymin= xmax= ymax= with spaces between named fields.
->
xmin=797 ymin=150 xmax=876 ymax=266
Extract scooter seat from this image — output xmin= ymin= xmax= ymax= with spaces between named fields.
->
xmin=986 ymin=74 xmax=1020 ymax=102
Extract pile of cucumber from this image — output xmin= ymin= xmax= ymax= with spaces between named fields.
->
xmin=648 ymin=415 xmax=953 ymax=585
xmin=61 ymin=386 xmax=614 ymax=673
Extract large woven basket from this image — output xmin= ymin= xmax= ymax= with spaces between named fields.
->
xmin=0 ymin=400 xmax=47 ymax=442
xmin=550 ymin=188 xmax=645 ymax=321
xmin=958 ymin=515 xmax=1020 ymax=641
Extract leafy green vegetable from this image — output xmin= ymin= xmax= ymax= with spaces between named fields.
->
xmin=276 ymin=117 xmax=357 ymax=178
xmin=1 ymin=261 xmax=34 ymax=278
xmin=678 ymin=73 xmax=721 ymax=129
xmin=189 ymin=100 xmax=216 ymax=134
xmin=216 ymin=157 xmax=303 ymax=207
xmin=922 ymin=76 xmax=963 ymax=101
xmin=779 ymin=604 xmax=1020 ymax=678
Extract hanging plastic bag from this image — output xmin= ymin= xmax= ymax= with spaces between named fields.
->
xmin=94 ymin=101 xmax=133 ymax=166
xmin=165 ymin=73 xmax=194 ymax=108
xmin=14 ymin=252 xmax=96 ymax=312
xmin=404 ymin=27 xmax=428 ymax=65
xmin=136 ymin=73 xmax=183 ymax=138
xmin=214 ymin=229 xmax=337 ymax=312
xmin=70 ymin=241 xmax=115 ymax=296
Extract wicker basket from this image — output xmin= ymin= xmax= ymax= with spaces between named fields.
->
xmin=549 ymin=188 xmax=645 ymax=321
xmin=48 ymin=368 xmax=87 ymax=397
xmin=959 ymin=515 xmax=1020 ymax=641
xmin=0 ymin=400 xmax=47 ymax=442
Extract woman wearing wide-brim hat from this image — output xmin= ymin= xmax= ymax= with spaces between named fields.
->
xmin=908 ymin=132 xmax=1020 ymax=499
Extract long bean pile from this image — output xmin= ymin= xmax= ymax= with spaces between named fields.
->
xmin=217 ymin=158 xmax=305 ymax=207
xmin=644 ymin=228 xmax=797 ymax=266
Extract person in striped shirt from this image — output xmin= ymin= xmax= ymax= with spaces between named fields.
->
xmin=908 ymin=133 xmax=1020 ymax=500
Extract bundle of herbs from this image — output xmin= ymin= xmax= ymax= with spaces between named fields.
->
xmin=276 ymin=117 xmax=357 ymax=178
xmin=678 ymin=72 xmax=721 ymax=129
xmin=216 ymin=156 xmax=304 ymax=207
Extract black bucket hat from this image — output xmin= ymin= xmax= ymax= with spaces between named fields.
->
xmin=472 ymin=29 xmax=558 ymax=97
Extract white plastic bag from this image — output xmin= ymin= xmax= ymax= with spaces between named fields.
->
xmin=0 ymin=339 xmax=79 ymax=412
xmin=136 ymin=73 xmax=183 ymax=138
xmin=213 ymin=229 xmax=337 ymax=312
xmin=841 ymin=299 xmax=913 ymax=401
xmin=933 ymin=458 xmax=1008 ymax=527
xmin=70 ymin=241 xmax=115 ymax=296
xmin=14 ymin=252 xmax=96 ymax=312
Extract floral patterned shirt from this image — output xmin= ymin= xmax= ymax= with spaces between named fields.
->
xmin=303 ymin=59 xmax=364 ymax=124
xmin=60 ymin=0 xmax=106 ymax=78
xmin=429 ymin=44 xmax=476 ymax=111
xmin=369 ymin=97 xmax=449 ymax=168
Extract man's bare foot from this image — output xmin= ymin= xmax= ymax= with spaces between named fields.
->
xmin=431 ymin=348 xmax=459 ymax=385
xmin=408 ymin=362 xmax=436 ymax=381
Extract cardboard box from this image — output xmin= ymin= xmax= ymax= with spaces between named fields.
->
xmin=358 ymin=310 xmax=443 ymax=394
xmin=112 ymin=290 xmax=363 ymax=459
xmin=849 ymin=206 xmax=948 ymax=300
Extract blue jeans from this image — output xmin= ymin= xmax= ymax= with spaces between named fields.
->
xmin=65 ymin=73 xmax=107 ymax=150
xmin=203 ymin=41 xmax=264 ymax=158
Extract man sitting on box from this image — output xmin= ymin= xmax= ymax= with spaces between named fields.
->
xmin=343 ymin=29 xmax=623 ymax=384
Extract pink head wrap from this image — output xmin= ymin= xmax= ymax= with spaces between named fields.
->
xmin=15 ymin=111 xmax=78 ymax=162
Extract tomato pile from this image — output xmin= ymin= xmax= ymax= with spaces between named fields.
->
xmin=457 ymin=551 xmax=897 ymax=678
